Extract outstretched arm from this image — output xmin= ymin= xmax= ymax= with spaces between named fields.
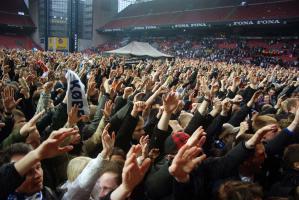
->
xmin=110 ymin=145 xmax=151 ymax=200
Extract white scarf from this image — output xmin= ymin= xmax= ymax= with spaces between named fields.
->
xmin=65 ymin=70 xmax=90 ymax=116
xmin=7 ymin=191 xmax=43 ymax=200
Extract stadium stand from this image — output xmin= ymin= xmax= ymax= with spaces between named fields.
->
xmin=101 ymin=0 xmax=299 ymax=30
xmin=0 ymin=0 xmax=37 ymax=49
xmin=0 ymin=12 xmax=34 ymax=27
xmin=0 ymin=0 xmax=34 ymax=27
xmin=0 ymin=35 xmax=38 ymax=49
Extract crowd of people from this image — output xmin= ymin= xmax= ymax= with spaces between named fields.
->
xmin=93 ymin=37 xmax=299 ymax=67
xmin=0 ymin=47 xmax=299 ymax=200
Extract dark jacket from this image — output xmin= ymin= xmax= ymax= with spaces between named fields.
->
xmin=36 ymin=102 xmax=68 ymax=140
xmin=203 ymin=114 xmax=230 ymax=154
xmin=144 ymin=142 xmax=253 ymax=200
xmin=6 ymin=186 xmax=58 ymax=200
xmin=184 ymin=111 xmax=214 ymax=135
xmin=115 ymin=113 xmax=139 ymax=153
xmin=267 ymin=169 xmax=299 ymax=198
xmin=0 ymin=114 xmax=15 ymax=143
xmin=0 ymin=163 xmax=25 ymax=199
xmin=81 ymin=93 xmax=109 ymax=140
xmin=227 ymin=105 xmax=251 ymax=127
xmin=172 ymin=141 xmax=253 ymax=200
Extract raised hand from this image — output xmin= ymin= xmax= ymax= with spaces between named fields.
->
xmin=123 ymin=87 xmax=134 ymax=99
xmin=56 ymin=88 xmax=64 ymax=94
xmin=133 ymin=92 xmax=146 ymax=102
xmin=19 ymin=77 xmax=30 ymax=99
xmin=189 ymin=91 xmax=197 ymax=103
xmin=25 ymin=73 xmax=37 ymax=85
xmin=163 ymin=92 xmax=179 ymax=114
xmin=101 ymin=123 xmax=115 ymax=159
xmin=43 ymin=81 xmax=54 ymax=94
xmin=156 ymin=105 xmax=164 ymax=118
xmin=249 ymin=73 xmax=258 ymax=89
xmin=1 ymin=86 xmax=22 ymax=113
xmin=231 ymin=94 xmax=243 ymax=104
xmin=247 ymin=90 xmax=262 ymax=107
xmin=68 ymin=130 xmax=81 ymax=145
xmin=210 ymin=82 xmax=219 ymax=97
xmin=241 ymin=121 xmax=250 ymax=133
xmin=236 ymin=121 xmax=249 ymax=139
xmin=186 ymin=126 xmax=206 ymax=147
xmin=67 ymin=104 xmax=86 ymax=127
xmin=211 ymin=98 xmax=222 ymax=115
xmin=20 ymin=110 xmax=45 ymax=137
xmin=233 ymin=76 xmax=241 ymax=87
xmin=87 ymin=81 xmax=97 ymax=96
xmin=131 ymin=101 xmax=147 ymax=117
xmin=2 ymin=73 xmax=10 ymax=83
xmin=169 ymin=120 xmax=184 ymax=132
xmin=245 ymin=124 xmax=278 ymax=149
xmin=169 ymin=144 xmax=206 ymax=183
xmin=102 ymin=100 xmax=113 ymax=120
xmin=112 ymin=79 xmax=123 ymax=94
xmin=139 ymin=135 xmax=149 ymax=160
xmin=35 ymin=128 xmax=79 ymax=160
xmin=148 ymin=148 xmax=160 ymax=161
xmin=20 ymin=86 xmax=30 ymax=99
xmin=109 ymin=88 xmax=117 ymax=100
xmin=121 ymin=145 xmax=151 ymax=193
xmin=221 ymin=98 xmax=232 ymax=115
xmin=144 ymin=79 xmax=155 ymax=92
xmin=156 ymin=85 xmax=169 ymax=95
xmin=275 ymin=94 xmax=285 ymax=109
xmin=200 ymin=76 xmax=210 ymax=98
xmin=167 ymin=126 xmax=206 ymax=182
xmin=87 ymin=76 xmax=98 ymax=97
xmin=289 ymin=107 xmax=299 ymax=131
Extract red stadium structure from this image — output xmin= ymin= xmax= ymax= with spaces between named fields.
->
xmin=99 ymin=0 xmax=299 ymax=32
xmin=0 ymin=0 xmax=39 ymax=49
xmin=93 ymin=0 xmax=299 ymax=65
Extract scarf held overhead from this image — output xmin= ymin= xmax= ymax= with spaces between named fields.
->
xmin=65 ymin=70 xmax=90 ymax=116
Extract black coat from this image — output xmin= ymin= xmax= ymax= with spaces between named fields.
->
xmin=0 ymin=163 xmax=25 ymax=199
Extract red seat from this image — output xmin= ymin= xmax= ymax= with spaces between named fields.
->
xmin=0 ymin=35 xmax=39 ymax=49
xmin=101 ymin=0 xmax=299 ymax=30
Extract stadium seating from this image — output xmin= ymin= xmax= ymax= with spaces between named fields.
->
xmin=0 ymin=0 xmax=35 ymax=27
xmin=101 ymin=0 xmax=299 ymax=30
xmin=230 ymin=1 xmax=299 ymax=20
xmin=0 ymin=0 xmax=36 ymax=50
xmin=0 ymin=35 xmax=39 ymax=49
xmin=0 ymin=0 xmax=29 ymax=13
xmin=0 ymin=12 xmax=34 ymax=27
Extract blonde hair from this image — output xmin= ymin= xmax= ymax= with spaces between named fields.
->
xmin=285 ymin=98 xmax=299 ymax=112
xmin=67 ymin=156 xmax=92 ymax=182
xmin=178 ymin=112 xmax=193 ymax=129
xmin=252 ymin=115 xmax=278 ymax=132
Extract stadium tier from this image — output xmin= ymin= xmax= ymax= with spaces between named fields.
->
xmin=0 ymin=35 xmax=39 ymax=49
xmin=0 ymin=12 xmax=34 ymax=27
xmin=0 ymin=0 xmax=36 ymax=50
xmin=100 ymin=0 xmax=299 ymax=31
xmin=0 ymin=0 xmax=34 ymax=27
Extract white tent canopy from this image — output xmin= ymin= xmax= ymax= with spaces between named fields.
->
xmin=105 ymin=41 xmax=173 ymax=58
